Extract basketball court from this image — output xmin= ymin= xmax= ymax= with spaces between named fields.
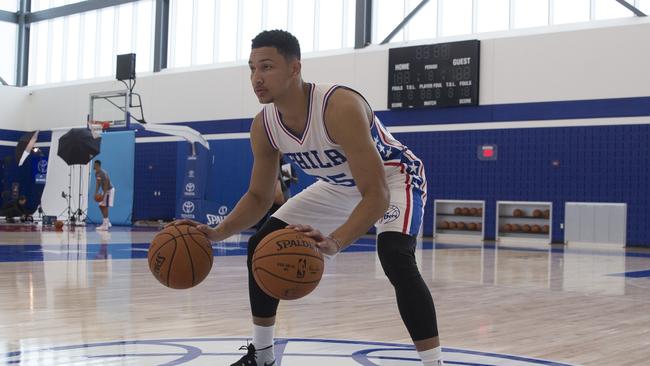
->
xmin=0 ymin=226 xmax=649 ymax=365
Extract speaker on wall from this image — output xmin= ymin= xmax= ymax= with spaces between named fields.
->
xmin=116 ymin=53 xmax=136 ymax=81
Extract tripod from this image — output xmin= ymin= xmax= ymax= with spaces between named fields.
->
xmin=59 ymin=165 xmax=87 ymax=226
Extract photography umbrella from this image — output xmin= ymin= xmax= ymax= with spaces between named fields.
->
xmin=57 ymin=128 xmax=101 ymax=165
xmin=57 ymin=128 xmax=101 ymax=225
xmin=15 ymin=130 xmax=39 ymax=166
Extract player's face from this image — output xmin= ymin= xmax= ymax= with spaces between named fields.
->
xmin=249 ymin=47 xmax=298 ymax=104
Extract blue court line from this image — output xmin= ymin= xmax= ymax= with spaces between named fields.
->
xmin=608 ymin=269 xmax=650 ymax=278
xmin=1 ymin=239 xmax=650 ymax=262
xmin=3 ymin=337 xmax=575 ymax=366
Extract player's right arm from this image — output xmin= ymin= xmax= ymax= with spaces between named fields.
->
xmin=197 ymin=113 xmax=280 ymax=241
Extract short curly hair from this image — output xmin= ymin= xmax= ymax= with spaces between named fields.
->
xmin=251 ymin=30 xmax=301 ymax=60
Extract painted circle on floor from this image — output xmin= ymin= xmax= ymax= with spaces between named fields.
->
xmin=2 ymin=337 xmax=574 ymax=365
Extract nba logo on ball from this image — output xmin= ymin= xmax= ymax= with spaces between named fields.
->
xmin=252 ymin=229 xmax=324 ymax=300
xmin=380 ymin=205 xmax=400 ymax=224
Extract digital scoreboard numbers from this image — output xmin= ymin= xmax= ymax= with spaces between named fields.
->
xmin=388 ymin=40 xmax=480 ymax=109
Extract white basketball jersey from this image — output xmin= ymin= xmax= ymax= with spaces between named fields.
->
xmin=261 ymin=83 xmax=426 ymax=194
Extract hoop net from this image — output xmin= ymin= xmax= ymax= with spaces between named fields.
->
xmin=88 ymin=120 xmax=111 ymax=139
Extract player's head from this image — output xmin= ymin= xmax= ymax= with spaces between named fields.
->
xmin=94 ymin=160 xmax=101 ymax=171
xmin=249 ymin=30 xmax=302 ymax=103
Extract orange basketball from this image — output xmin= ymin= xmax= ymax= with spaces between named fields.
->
xmin=522 ymin=224 xmax=531 ymax=232
xmin=148 ymin=223 xmax=213 ymax=289
xmin=467 ymin=222 xmax=477 ymax=231
xmin=94 ymin=193 xmax=103 ymax=202
xmin=252 ymin=228 xmax=324 ymax=300
xmin=54 ymin=220 xmax=64 ymax=230
xmin=440 ymin=221 xmax=449 ymax=229
xmin=532 ymin=209 xmax=543 ymax=218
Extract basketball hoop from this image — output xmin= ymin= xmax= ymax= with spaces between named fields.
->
xmin=88 ymin=120 xmax=111 ymax=139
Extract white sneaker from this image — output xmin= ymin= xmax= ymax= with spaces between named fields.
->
xmin=96 ymin=224 xmax=108 ymax=231
xmin=107 ymin=221 xmax=112 ymax=228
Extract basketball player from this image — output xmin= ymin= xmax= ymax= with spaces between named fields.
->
xmin=93 ymin=160 xmax=114 ymax=230
xmin=173 ymin=30 xmax=443 ymax=366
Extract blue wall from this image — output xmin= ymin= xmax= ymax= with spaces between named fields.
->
xmin=3 ymin=97 xmax=649 ymax=246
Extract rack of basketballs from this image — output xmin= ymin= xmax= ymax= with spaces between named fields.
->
xmin=498 ymin=207 xmax=551 ymax=235
xmin=438 ymin=206 xmax=484 ymax=232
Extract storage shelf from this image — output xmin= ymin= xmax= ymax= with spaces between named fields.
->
xmin=496 ymin=201 xmax=552 ymax=244
xmin=499 ymin=215 xmax=549 ymax=220
xmin=498 ymin=232 xmax=550 ymax=239
xmin=434 ymin=200 xmax=485 ymax=242
xmin=438 ymin=213 xmax=482 ymax=217
xmin=437 ymin=229 xmax=482 ymax=235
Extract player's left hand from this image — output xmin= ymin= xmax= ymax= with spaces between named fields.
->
xmin=287 ymin=224 xmax=339 ymax=256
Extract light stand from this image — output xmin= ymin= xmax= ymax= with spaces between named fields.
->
xmin=72 ymin=165 xmax=87 ymax=225
xmin=59 ymin=168 xmax=73 ymax=225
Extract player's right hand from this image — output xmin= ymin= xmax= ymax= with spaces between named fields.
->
xmin=196 ymin=225 xmax=221 ymax=242
xmin=164 ymin=219 xmax=201 ymax=228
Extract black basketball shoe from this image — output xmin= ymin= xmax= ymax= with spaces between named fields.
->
xmin=230 ymin=343 xmax=275 ymax=366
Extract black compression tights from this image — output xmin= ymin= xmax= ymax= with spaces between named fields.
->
xmin=247 ymin=217 xmax=287 ymax=318
xmin=377 ymin=231 xmax=439 ymax=341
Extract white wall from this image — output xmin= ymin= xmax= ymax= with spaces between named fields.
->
xmin=0 ymin=86 xmax=29 ymax=131
xmin=7 ymin=17 xmax=650 ymax=132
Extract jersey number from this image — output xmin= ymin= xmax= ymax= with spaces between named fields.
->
xmin=314 ymin=173 xmax=355 ymax=187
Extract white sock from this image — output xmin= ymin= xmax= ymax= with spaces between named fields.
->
xmin=419 ymin=346 xmax=443 ymax=365
xmin=102 ymin=218 xmax=108 ymax=225
xmin=253 ymin=324 xmax=275 ymax=363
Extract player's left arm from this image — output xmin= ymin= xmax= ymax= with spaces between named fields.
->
xmin=290 ymin=89 xmax=389 ymax=254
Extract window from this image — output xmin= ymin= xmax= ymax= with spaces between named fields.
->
xmin=476 ymin=0 xmax=509 ymax=33
xmin=0 ymin=0 xmax=18 ymax=12
xmin=64 ymin=14 xmax=80 ymax=81
xmin=639 ymin=0 xmax=650 ymax=14
xmin=49 ymin=17 xmax=64 ymax=83
xmin=28 ymin=2 xmax=154 ymax=85
xmin=318 ymin=0 xmax=344 ymax=51
xmin=81 ymin=10 xmax=97 ymax=79
xmin=0 ymin=21 xmax=16 ymax=85
xmin=440 ymin=0 xmax=472 ymax=37
xmin=32 ymin=0 xmax=85 ymax=12
xmin=512 ymin=0 xmax=548 ymax=29
xmin=29 ymin=20 xmax=49 ymax=85
xmin=97 ymin=6 xmax=116 ymax=77
xmin=239 ymin=0 xmax=263 ymax=59
xmin=594 ymin=0 xmax=635 ymax=20
xmin=135 ymin=0 xmax=154 ymax=73
xmin=374 ymin=0 xmax=406 ymax=43
xmin=195 ymin=0 xmax=217 ymax=65
xmin=553 ymin=0 xmax=590 ymax=25
xmin=216 ymin=0 xmax=238 ymax=62
xmin=290 ymin=0 xmax=315 ymax=53
xmin=265 ymin=0 xmax=289 ymax=30
xmin=169 ymin=0 xmax=192 ymax=68
xmin=405 ymin=0 xmax=437 ymax=42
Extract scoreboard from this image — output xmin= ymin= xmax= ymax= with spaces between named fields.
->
xmin=388 ymin=40 xmax=480 ymax=109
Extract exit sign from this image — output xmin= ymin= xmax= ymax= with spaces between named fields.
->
xmin=478 ymin=144 xmax=497 ymax=161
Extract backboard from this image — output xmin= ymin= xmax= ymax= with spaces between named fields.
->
xmin=89 ymin=90 xmax=130 ymax=129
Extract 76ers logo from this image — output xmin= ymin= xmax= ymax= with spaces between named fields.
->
xmin=380 ymin=205 xmax=400 ymax=224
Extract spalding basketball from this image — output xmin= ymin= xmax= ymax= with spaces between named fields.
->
xmin=54 ymin=220 xmax=64 ymax=230
xmin=148 ymin=224 xmax=213 ymax=289
xmin=252 ymin=229 xmax=324 ymax=300
xmin=94 ymin=193 xmax=103 ymax=202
